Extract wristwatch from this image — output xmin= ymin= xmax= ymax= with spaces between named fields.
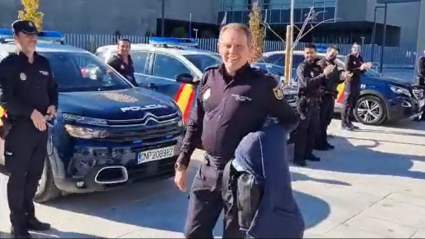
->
xmin=174 ymin=163 xmax=187 ymax=171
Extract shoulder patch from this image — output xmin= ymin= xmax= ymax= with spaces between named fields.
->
xmin=204 ymin=64 xmax=220 ymax=72
xmin=273 ymin=82 xmax=285 ymax=100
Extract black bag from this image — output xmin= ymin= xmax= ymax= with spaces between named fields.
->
xmin=236 ymin=173 xmax=263 ymax=231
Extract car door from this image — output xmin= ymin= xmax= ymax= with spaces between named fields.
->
xmin=146 ymin=53 xmax=198 ymax=121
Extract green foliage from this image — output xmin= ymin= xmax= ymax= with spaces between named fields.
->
xmin=18 ymin=0 xmax=44 ymax=30
xmin=248 ymin=1 xmax=264 ymax=63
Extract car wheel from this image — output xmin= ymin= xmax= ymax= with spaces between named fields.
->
xmin=354 ymin=95 xmax=386 ymax=125
xmin=34 ymin=159 xmax=61 ymax=203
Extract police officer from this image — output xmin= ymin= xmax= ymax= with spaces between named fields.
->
xmin=342 ymin=42 xmax=371 ymax=130
xmin=0 ymin=20 xmax=58 ymax=238
xmin=416 ymin=51 xmax=425 ymax=121
xmin=294 ymin=43 xmax=334 ymax=167
xmin=106 ymin=38 xmax=138 ymax=86
xmin=314 ymin=45 xmax=350 ymax=150
xmin=173 ymin=23 xmax=298 ymax=238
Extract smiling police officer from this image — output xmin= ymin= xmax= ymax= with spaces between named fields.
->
xmin=173 ymin=23 xmax=298 ymax=238
xmin=0 ymin=20 xmax=58 ymax=238
xmin=107 ymin=38 xmax=138 ymax=86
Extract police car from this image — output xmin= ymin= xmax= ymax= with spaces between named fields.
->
xmin=0 ymin=30 xmax=185 ymax=202
xmin=262 ymin=50 xmax=425 ymax=125
xmin=96 ymin=37 xmax=299 ymax=123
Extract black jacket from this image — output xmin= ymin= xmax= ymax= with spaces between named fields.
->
xmin=317 ymin=58 xmax=343 ymax=97
xmin=107 ymin=54 xmax=138 ymax=86
xmin=417 ymin=56 xmax=425 ymax=86
xmin=344 ymin=54 xmax=365 ymax=86
xmin=296 ymin=58 xmax=326 ymax=98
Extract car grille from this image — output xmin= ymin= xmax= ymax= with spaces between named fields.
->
xmin=412 ymin=87 xmax=424 ymax=100
xmin=96 ymin=112 xmax=183 ymax=143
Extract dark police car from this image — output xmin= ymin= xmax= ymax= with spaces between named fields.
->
xmin=262 ymin=50 xmax=425 ymax=125
xmin=0 ymin=30 xmax=185 ymax=202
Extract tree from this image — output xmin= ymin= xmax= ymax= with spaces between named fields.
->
xmin=18 ymin=0 xmax=44 ymax=30
xmin=248 ymin=1 xmax=264 ymax=63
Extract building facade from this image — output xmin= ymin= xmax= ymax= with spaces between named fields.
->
xmin=218 ymin=0 xmax=420 ymax=47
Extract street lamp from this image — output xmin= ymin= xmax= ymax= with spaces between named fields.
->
xmin=161 ymin=0 xmax=165 ymax=36
xmin=193 ymin=28 xmax=198 ymax=39
xmin=379 ymin=3 xmax=388 ymax=73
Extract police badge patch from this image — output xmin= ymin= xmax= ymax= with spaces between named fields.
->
xmin=102 ymin=92 xmax=138 ymax=103
xmin=273 ymin=86 xmax=284 ymax=100
xmin=20 ymin=73 xmax=27 ymax=81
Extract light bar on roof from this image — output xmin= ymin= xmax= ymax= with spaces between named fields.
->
xmin=149 ymin=37 xmax=198 ymax=47
xmin=0 ymin=29 xmax=64 ymax=42
xmin=316 ymin=45 xmax=328 ymax=52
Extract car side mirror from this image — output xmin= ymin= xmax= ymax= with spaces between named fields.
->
xmin=175 ymin=73 xmax=195 ymax=84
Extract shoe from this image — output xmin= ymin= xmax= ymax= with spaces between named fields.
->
xmin=341 ymin=125 xmax=354 ymax=131
xmin=306 ymin=155 xmax=321 ymax=162
xmin=314 ymin=145 xmax=330 ymax=151
xmin=294 ymin=160 xmax=308 ymax=167
xmin=350 ymin=124 xmax=360 ymax=130
xmin=325 ymin=143 xmax=335 ymax=150
xmin=26 ymin=217 xmax=51 ymax=231
xmin=11 ymin=226 xmax=31 ymax=239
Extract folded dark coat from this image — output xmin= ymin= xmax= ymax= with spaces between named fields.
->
xmin=233 ymin=123 xmax=305 ymax=239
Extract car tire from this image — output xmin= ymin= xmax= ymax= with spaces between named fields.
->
xmin=354 ymin=95 xmax=386 ymax=125
xmin=34 ymin=159 xmax=61 ymax=203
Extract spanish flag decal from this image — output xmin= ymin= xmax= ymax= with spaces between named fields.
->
xmin=174 ymin=84 xmax=196 ymax=122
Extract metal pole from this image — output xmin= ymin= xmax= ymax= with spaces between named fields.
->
xmin=161 ymin=0 xmax=165 ymax=36
xmin=284 ymin=25 xmax=292 ymax=84
xmin=379 ymin=3 xmax=387 ymax=73
xmin=287 ymin=0 xmax=295 ymax=83
xmin=189 ymin=13 xmax=192 ymax=38
xmin=371 ymin=6 xmax=378 ymax=62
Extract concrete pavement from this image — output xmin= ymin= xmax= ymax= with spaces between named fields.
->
xmin=1 ymin=119 xmax=425 ymax=238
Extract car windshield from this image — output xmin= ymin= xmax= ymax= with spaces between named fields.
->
xmin=184 ymin=54 xmax=222 ymax=72
xmin=336 ymin=56 xmax=381 ymax=77
xmin=40 ymin=52 xmax=131 ymax=92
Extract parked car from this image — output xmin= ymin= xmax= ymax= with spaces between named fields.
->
xmin=96 ymin=39 xmax=299 ymax=123
xmin=262 ymin=51 xmax=425 ymax=125
xmin=0 ymin=30 xmax=185 ymax=202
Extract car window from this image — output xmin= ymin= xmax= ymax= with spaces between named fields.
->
xmin=95 ymin=51 xmax=108 ymax=62
xmin=131 ymin=51 xmax=148 ymax=73
xmin=184 ymin=54 xmax=222 ymax=72
xmin=264 ymin=54 xmax=284 ymax=66
xmin=152 ymin=54 xmax=191 ymax=79
xmin=40 ymin=52 xmax=131 ymax=92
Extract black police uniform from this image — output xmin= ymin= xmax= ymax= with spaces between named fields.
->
xmin=315 ymin=58 xmax=342 ymax=149
xmin=177 ymin=63 xmax=298 ymax=238
xmin=107 ymin=54 xmax=138 ymax=86
xmin=416 ymin=56 xmax=425 ymax=121
xmin=342 ymin=54 xmax=365 ymax=129
xmin=294 ymin=58 xmax=325 ymax=166
xmin=0 ymin=20 xmax=58 ymax=237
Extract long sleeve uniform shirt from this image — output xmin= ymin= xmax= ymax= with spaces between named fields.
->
xmin=317 ymin=58 xmax=343 ymax=97
xmin=177 ymin=63 xmax=298 ymax=167
xmin=344 ymin=53 xmax=365 ymax=86
xmin=107 ymin=54 xmax=138 ymax=86
xmin=0 ymin=52 xmax=58 ymax=120
xmin=296 ymin=59 xmax=326 ymax=98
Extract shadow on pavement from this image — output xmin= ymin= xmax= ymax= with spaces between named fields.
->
xmin=291 ymin=171 xmax=351 ymax=186
xmin=309 ymin=135 xmax=425 ymax=180
xmin=40 ymin=159 xmax=330 ymax=237
xmin=0 ymin=228 xmax=97 ymax=238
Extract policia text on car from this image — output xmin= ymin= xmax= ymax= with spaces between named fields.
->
xmin=173 ymin=23 xmax=298 ymax=238
xmin=0 ymin=20 xmax=58 ymax=239
xmin=293 ymin=43 xmax=335 ymax=167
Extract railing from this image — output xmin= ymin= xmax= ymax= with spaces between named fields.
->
xmin=62 ymin=33 xmax=418 ymax=69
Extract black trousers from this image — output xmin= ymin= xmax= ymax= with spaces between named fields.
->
xmin=184 ymin=157 xmax=243 ymax=239
xmin=315 ymin=94 xmax=335 ymax=147
xmin=5 ymin=121 xmax=48 ymax=228
xmin=294 ymin=101 xmax=319 ymax=162
xmin=341 ymin=82 xmax=360 ymax=126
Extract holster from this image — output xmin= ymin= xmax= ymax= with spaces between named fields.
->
xmin=236 ymin=172 xmax=263 ymax=231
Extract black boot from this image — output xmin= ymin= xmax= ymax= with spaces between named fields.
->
xmin=26 ymin=217 xmax=51 ymax=231
xmin=294 ymin=160 xmax=308 ymax=167
xmin=306 ymin=154 xmax=321 ymax=162
xmin=11 ymin=226 xmax=31 ymax=239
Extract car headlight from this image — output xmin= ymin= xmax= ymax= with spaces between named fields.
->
xmin=65 ymin=124 xmax=109 ymax=139
xmin=390 ymin=85 xmax=411 ymax=97
xmin=62 ymin=113 xmax=108 ymax=126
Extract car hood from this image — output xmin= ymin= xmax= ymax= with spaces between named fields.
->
xmin=364 ymin=75 xmax=411 ymax=87
xmin=58 ymin=88 xmax=177 ymax=120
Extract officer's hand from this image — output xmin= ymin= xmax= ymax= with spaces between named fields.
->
xmin=323 ymin=65 xmax=336 ymax=76
xmin=46 ymin=105 xmax=56 ymax=120
xmin=174 ymin=169 xmax=187 ymax=192
xmin=31 ymin=110 xmax=47 ymax=131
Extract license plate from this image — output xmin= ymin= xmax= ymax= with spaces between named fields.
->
xmin=137 ymin=146 xmax=175 ymax=164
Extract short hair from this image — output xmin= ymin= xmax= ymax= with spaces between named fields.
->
xmin=328 ymin=45 xmax=339 ymax=52
xmin=352 ymin=42 xmax=360 ymax=46
xmin=219 ymin=23 xmax=252 ymax=45
xmin=118 ymin=38 xmax=131 ymax=44
xmin=304 ymin=43 xmax=316 ymax=50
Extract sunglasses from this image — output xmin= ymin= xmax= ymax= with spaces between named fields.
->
xmin=353 ymin=46 xmax=361 ymax=50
